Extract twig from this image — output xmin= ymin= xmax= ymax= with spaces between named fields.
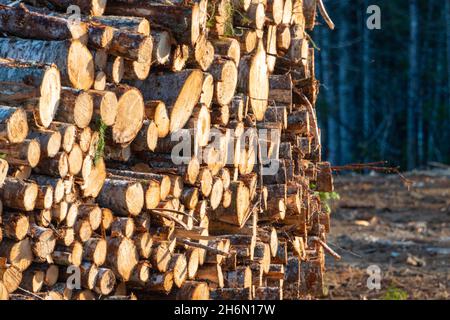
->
xmin=310 ymin=236 xmax=341 ymax=260
xmin=149 ymin=207 xmax=198 ymax=223
xmin=317 ymin=0 xmax=335 ymax=30
xmin=330 ymin=162 xmax=413 ymax=189
xmin=300 ymin=93 xmax=321 ymax=151
xmin=149 ymin=210 xmax=190 ymax=230
xmin=177 ymin=239 xmax=230 ymax=257
xmin=16 ymin=287 xmax=44 ymax=300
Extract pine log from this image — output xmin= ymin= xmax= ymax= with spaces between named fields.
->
xmin=266 ymin=0 xmax=285 ymax=25
xmin=236 ymin=29 xmax=257 ymax=54
xmin=111 ymin=217 xmax=135 ymax=238
xmin=170 ymin=44 xmax=190 ymax=72
xmin=188 ymin=34 xmax=214 ymax=71
xmin=234 ymin=2 xmax=265 ymax=30
xmin=92 ymin=15 xmax=150 ymax=35
xmin=144 ymin=271 xmax=173 ymax=294
xmin=96 ymin=179 xmax=144 ymax=216
xmin=131 ymin=120 xmax=159 ymax=152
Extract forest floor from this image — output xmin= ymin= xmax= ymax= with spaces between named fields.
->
xmin=323 ymin=170 xmax=450 ymax=300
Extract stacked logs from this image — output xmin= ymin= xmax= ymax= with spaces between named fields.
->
xmin=0 ymin=0 xmax=336 ymax=300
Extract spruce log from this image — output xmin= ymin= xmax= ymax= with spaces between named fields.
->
xmin=52 ymin=241 xmax=83 ymax=267
xmin=106 ymin=2 xmax=204 ymax=46
xmin=133 ymin=69 xmax=204 ymax=133
xmin=55 ymin=87 xmax=93 ymax=129
xmin=211 ymin=181 xmax=250 ymax=227
xmin=0 ymin=4 xmax=88 ymax=42
xmin=106 ymin=237 xmax=138 ymax=282
xmin=145 ymin=100 xmax=170 ymax=139
xmin=151 ymin=29 xmax=171 ymax=65
xmin=0 ymin=38 xmax=94 ymax=90
xmin=28 ymin=129 xmax=61 ymax=158
xmin=210 ymin=287 xmax=252 ymax=300
xmin=25 ymin=0 xmax=107 ymax=16
xmin=168 ymin=253 xmax=188 ymax=288
xmin=30 ymin=175 xmax=65 ymax=204
xmin=212 ymin=37 xmax=241 ymax=65
xmin=107 ymin=84 xmax=145 ymax=145
xmin=0 ymin=59 xmax=60 ymax=128
xmin=20 ymin=268 xmax=44 ymax=293
xmin=209 ymin=57 xmax=238 ymax=106
xmin=47 ymin=122 xmax=76 ymax=153
xmin=0 ymin=177 xmax=38 ymax=211
xmin=237 ymin=41 xmax=269 ymax=121
xmin=34 ymin=152 xmax=69 ymax=178
xmin=0 ymin=238 xmax=33 ymax=271
xmin=1 ymin=211 xmax=29 ymax=241
xmin=97 ymin=178 xmax=144 ymax=216
xmin=175 ymin=280 xmax=209 ymax=300
xmin=91 ymin=15 xmax=150 ymax=35
xmin=0 ymin=138 xmax=40 ymax=168
xmin=0 ymin=106 xmax=28 ymax=144
xmin=94 ymin=267 xmax=116 ymax=295
xmin=0 ymin=265 xmax=22 ymax=293
xmin=28 ymin=223 xmax=56 ymax=259
xmin=107 ymin=29 xmax=153 ymax=63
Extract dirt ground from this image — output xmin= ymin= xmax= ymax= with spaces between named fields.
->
xmin=323 ymin=170 xmax=450 ymax=300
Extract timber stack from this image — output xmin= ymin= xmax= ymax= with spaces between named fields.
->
xmin=0 ymin=0 xmax=335 ymax=300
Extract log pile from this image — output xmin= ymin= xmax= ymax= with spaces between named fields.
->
xmin=0 ymin=0 xmax=335 ymax=300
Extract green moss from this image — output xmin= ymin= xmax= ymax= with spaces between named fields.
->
xmin=383 ymin=286 xmax=408 ymax=300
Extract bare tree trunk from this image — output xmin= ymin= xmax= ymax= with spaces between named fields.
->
xmin=362 ymin=0 xmax=371 ymax=162
xmin=407 ymin=0 xmax=418 ymax=170
xmin=319 ymin=18 xmax=338 ymax=165
xmin=446 ymin=0 xmax=450 ymax=113
xmin=337 ymin=1 xmax=350 ymax=165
